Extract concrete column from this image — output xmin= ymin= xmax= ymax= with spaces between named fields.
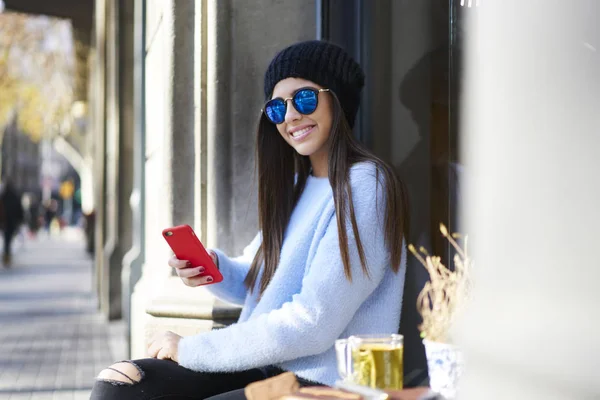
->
xmin=130 ymin=0 xmax=198 ymax=358
xmin=206 ymin=0 xmax=316 ymax=254
xmin=194 ymin=0 xmax=207 ymax=239
xmin=129 ymin=0 xmax=318 ymax=358
xmin=122 ymin=0 xmax=146 ymax=358
xmin=457 ymin=1 xmax=600 ymax=399
xmin=101 ymin=0 xmax=124 ymax=320
xmin=205 ymin=0 xmax=232 ymax=250
xmin=92 ymin=0 xmax=107 ymax=308
xmin=106 ymin=0 xmax=135 ymax=322
xmin=139 ymin=0 xmax=195 ymax=280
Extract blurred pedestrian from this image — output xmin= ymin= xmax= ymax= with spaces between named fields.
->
xmin=22 ymin=193 xmax=41 ymax=238
xmin=0 ymin=179 xmax=24 ymax=266
xmin=44 ymin=199 xmax=58 ymax=233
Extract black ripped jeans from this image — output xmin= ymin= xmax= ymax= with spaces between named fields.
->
xmin=90 ymin=358 xmax=318 ymax=400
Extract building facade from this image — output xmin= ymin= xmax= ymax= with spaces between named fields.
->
xmin=5 ymin=1 xmax=600 ymax=397
xmin=85 ymin=0 xmax=469 ymax=387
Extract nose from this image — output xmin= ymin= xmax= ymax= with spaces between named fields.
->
xmin=284 ymin=100 xmax=301 ymax=124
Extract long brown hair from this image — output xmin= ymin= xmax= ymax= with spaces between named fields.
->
xmin=245 ymin=91 xmax=409 ymax=295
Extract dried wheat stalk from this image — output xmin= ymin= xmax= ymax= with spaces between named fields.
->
xmin=409 ymin=224 xmax=472 ymax=343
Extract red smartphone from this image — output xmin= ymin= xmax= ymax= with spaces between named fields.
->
xmin=162 ymin=224 xmax=223 ymax=284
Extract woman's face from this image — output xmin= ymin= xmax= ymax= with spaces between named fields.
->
xmin=271 ymin=78 xmax=333 ymax=161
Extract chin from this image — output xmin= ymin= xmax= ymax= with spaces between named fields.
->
xmin=291 ymin=145 xmax=317 ymax=157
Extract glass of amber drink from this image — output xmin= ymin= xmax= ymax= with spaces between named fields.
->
xmin=335 ymin=334 xmax=404 ymax=390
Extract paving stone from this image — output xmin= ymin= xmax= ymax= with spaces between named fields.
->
xmin=0 ymin=230 xmax=124 ymax=399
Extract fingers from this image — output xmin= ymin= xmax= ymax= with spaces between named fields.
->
xmin=176 ymin=266 xmax=205 ymax=279
xmin=169 ymin=255 xmax=214 ymax=286
xmin=147 ymin=331 xmax=180 ymax=362
xmin=147 ymin=335 xmax=160 ymax=359
xmin=156 ymin=347 xmax=172 ymax=361
xmin=182 ymin=275 xmax=215 ymax=287
xmin=148 ymin=343 xmax=159 ymax=359
xmin=168 ymin=256 xmax=211 ymax=278
xmin=168 ymin=255 xmax=189 ymax=269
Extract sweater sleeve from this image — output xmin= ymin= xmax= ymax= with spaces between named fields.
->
xmin=178 ymin=166 xmax=396 ymax=372
xmin=205 ymin=232 xmax=262 ymax=305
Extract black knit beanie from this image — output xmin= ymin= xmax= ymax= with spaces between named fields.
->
xmin=264 ymin=40 xmax=365 ymax=128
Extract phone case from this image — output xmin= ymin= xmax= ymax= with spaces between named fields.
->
xmin=162 ymin=224 xmax=223 ymax=284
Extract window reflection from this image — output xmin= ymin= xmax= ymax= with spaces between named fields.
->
xmin=364 ymin=0 xmax=465 ymax=386
xmin=323 ymin=0 xmax=468 ymax=386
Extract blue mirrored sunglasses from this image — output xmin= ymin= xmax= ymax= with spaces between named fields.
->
xmin=263 ymin=87 xmax=330 ymax=124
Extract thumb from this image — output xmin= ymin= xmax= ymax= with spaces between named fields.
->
xmin=208 ymin=250 xmax=219 ymax=268
xmin=156 ymin=347 xmax=173 ymax=361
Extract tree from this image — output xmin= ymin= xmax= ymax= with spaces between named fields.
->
xmin=0 ymin=11 xmax=75 ymax=143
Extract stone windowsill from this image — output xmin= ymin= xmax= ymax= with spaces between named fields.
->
xmin=145 ymin=276 xmax=241 ymax=324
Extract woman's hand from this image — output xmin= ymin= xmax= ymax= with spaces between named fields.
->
xmin=168 ymin=251 xmax=218 ymax=287
xmin=147 ymin=330 xmax=181 ymax=362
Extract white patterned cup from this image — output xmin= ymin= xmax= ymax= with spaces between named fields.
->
xmin=423 ymin=339 xmax=464 ymax=399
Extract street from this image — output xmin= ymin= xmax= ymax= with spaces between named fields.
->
xmin=0 ymin=229 xmax=125 ymax=399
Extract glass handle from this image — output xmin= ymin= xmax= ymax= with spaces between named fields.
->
xmin=335 ymin=339 xmax=351 ymax=381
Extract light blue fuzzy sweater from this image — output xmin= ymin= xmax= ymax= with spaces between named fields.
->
xmin=178 ymin=162 xmax=407 ymax=386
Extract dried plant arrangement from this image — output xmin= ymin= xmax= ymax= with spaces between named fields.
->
xmin=409 ymin=224 xmax=472 ymax=343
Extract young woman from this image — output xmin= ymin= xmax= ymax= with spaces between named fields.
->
xmin=91 ymin=40 xmax=409 ymax=400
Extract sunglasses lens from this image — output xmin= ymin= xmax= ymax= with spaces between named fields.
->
xmin=265 ymin=99 xmax=286 ymax=124
xmin=293 ymin=89 xmax=318 ymax=115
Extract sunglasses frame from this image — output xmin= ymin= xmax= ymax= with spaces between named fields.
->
xmin=262 ymin=87 xmax=330 ymax=124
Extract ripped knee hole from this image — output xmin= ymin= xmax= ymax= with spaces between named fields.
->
xmin=97 ymin=361 xmax=144 ymax=386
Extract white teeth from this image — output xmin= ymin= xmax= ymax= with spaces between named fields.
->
xmin=292 ymin=126 xmax=313 ymax=137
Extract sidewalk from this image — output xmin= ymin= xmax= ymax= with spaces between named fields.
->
xmin=0 ymin=229 xmax=125 ymax=399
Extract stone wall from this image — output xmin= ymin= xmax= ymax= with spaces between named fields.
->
xmin=129 ymin=0 xmax=316 ymax=358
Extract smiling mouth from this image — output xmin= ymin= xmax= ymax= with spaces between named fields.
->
xmin=290 ymin=125 xmax=315 ymax=141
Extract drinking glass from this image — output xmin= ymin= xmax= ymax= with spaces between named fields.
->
xmin=335 ymin=334 xmax=404 ymax=390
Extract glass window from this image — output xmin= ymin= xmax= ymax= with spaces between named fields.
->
xmin=321 ymin=0 xmax=467 ymax=386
